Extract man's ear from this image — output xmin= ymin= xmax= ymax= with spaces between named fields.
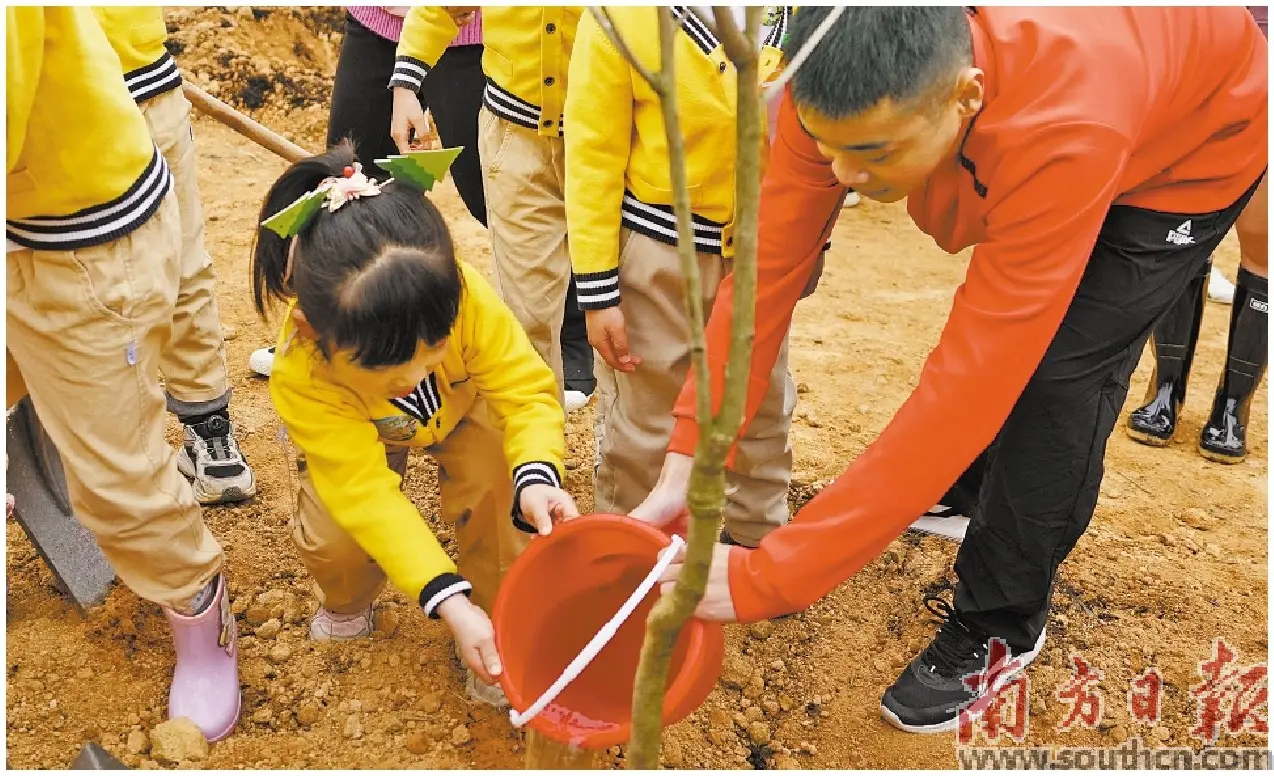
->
xmin=290 ymin=306 xmax=318 ymax=340
xmin=954 ymin=67 xmax=985 ymax=118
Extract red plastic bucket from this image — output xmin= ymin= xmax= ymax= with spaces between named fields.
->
xmin=492 ymin=514 xmax=725 ymax=749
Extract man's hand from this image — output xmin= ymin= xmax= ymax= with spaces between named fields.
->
xmin=629 ymin=452 xmax=694 ymax=532
xmin=586 ymin=307 xmax=641 ymax=373
xmin=436 ymin=595 xmax=501 ymax=683
xmin=658 ymin=541 xmax=738 ymax=622
xmin=518 ymin=484 xmax=580 ymax=536
xmin=391 ymin=87 xmax=440 ymax=153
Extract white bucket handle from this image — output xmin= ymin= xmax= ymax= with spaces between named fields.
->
xmin=508 ymin=534 xmax=686 ymax=728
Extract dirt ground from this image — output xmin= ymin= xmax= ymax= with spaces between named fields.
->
xmin=5 ymin=7 xmax=1268 ymax=770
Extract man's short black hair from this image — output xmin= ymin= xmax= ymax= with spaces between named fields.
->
xmin=787 ymin=7 xmax=973 ymax=119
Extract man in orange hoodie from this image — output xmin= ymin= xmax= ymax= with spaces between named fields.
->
xmin=631 ymin=7 xmax=1267 ymax=733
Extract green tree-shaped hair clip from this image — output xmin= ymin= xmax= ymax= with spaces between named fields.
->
xmin=260 ymin=147 xmax=464 ymax=239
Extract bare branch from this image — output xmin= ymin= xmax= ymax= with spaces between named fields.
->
xmin=762 ymin=5 xmax=848 ymax=102
xmin=713 ymin=5 xmax=763 ymax=443
xmin=711 ymin=7 xmax=755 ymax=68
xmin=625 ymin=6 xmax=718 ymax=771
xmin=588 ymin=6 xmax=661 ymax=91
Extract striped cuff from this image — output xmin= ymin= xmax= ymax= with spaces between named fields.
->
xmin=511 ymin=461 xmax=563 ymax=533
xmin=620 ymin=191 xmax=726 ymax=255
xmin=6 ymin=146 xmax=172 ymax=251
xmin=126 ymin=53 xmax=182 ymax=103
xmin=389 ymin=55 xmax=431 ymax=91
xmin=419 ymin=572 xmax=473 ymax=619
xmin=574 ymin=269 xmax=621 ymax=310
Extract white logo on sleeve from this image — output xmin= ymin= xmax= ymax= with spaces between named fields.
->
xmin=1166 ymin=220 xmax=1195 ymax=245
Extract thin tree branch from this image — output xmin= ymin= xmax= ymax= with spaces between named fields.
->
xmin=625 ymin=6 xmax=719 ymax=771
xmin=762 ymin=5 xmax=847 ymax=102
xmin=588 ymin=6 xmax=660 ymax=91
xmin=712 ymin=6 xmax=763 ymax=446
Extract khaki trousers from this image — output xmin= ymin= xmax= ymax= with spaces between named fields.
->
xmin=289 ymin=399 xmax=531 ymax=615
xmin=477 ymin=108 xmax=571 ymax=400
xmin=142 ymin=88 xmax=231 ymax=417
xmin=593 ymin=230 xmax=797 ymax=546
xmin=6 ymin=196 xmax=223 ymax=610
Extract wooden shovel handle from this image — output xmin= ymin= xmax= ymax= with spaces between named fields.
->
xmin=181 ymin=80 xmax=310 ymax=163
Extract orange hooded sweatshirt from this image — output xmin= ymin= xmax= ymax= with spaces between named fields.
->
xmin=666 ymin=6 xmax=1268 ymax=622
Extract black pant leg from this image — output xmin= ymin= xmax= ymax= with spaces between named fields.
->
xmin=420 ymin=44 xmax=488 ymax=227
xmin=561 ymin=275 xmax=596 ymax=395
xmin=327 ymin=15 xmax=400 ymax=179
xmin=953 ymin=175 xmax=1263 ymax=651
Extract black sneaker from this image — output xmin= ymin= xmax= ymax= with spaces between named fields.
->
xmin=880 ymin=596 xmax=1045 ymax=733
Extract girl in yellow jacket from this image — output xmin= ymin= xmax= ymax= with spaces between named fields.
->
xmin=252 ymin=142 xmax=578 ymax=704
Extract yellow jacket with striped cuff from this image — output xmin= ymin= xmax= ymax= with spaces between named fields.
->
xmin=394 ymin=6 xmax=581 ymax=137
xmin=564 ymin=7 xmax=791 ymax=309
xmin=269 ymin=260 xmax=566 ymax=617
xmin=6 ymin=6 xmax=173 ymax=251
xmin=93 ymin=6 xmax=184 ymax=104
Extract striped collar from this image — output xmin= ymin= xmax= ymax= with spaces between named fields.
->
xmin=669 ymin=7 xmax=793 ymax=55
xmin=670 ymin=6 xmax=720 ymax=55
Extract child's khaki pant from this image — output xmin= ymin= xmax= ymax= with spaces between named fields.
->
xmin=477 ymin=108 xmax=571 ymax=400
xmin=142 ymin=88 xmax=232 ymax=417
xmin=594 ymin=230 xmax=797 ymax=547
xmin=290 ymin=399 xmax=531 ymax=615
xmin=6 ymin=196 xmax=224 ymax=611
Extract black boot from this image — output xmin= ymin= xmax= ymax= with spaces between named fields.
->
xmin=1127 ymin=262 xmax=1209 ymax=445
xmin=1200 ymin=266 xmax=1268 ymax=463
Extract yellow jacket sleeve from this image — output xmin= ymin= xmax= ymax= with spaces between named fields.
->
xmin=391 ymin=7 xmax=460 ymax=92
xmin=456 ymin=264 xmax=567 ymax=530
xmin=270 ymin=367 xmax=468 ymax=616
xmin=7 ymin=7 xmax=44 ymax=174
xmin=563 ymin=10 xmax=636 ymax=311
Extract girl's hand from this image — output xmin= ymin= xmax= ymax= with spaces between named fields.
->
xmin=518 ymin=484 xmax=580 ymax=535
xmin=436 ymin=595 xmax=502 ymax=684
xmin=391 ymin=88 xmax=440 ymax=153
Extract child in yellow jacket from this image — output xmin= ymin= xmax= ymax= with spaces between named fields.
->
xmin=8 ymin=5 xmax=239 ymax=742
xmin=252 ymin=142 xmax=577 ymax=704
xmin=93 ymin=6 xmax=256 ymax=506
xmin=392 ymin=7 xmax=586 ymax=405
xmin=565 ymin=7 xmax=803 ymax=548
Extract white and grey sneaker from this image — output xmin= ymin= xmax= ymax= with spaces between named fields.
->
xmin=908 ymin=504 xmax=970 ymax=542
xmin=248 ymin=346 xmax=276 ymax=378
xmin=177 ymin=415 xmax=256 ymax=504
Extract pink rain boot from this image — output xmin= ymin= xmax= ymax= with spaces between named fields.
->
xmin=163 ymin=574 xmax=241 ymax=741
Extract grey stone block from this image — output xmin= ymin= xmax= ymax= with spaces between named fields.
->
xmin=7 ymin=397 xmax=116 ymax=615
xmin=70 ymin=741 xmax=129 ymax=770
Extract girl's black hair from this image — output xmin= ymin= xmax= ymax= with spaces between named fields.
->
xmin=251 ymin=140 xmax=462 ymax=368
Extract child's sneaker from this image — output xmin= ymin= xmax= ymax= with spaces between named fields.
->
xmin=563 ymin=389 xmax=592 ymax=414
xmin=248 ymin=346 xmax=276 ymax=378
xmin=466 ymin=669 xmax=510 ymax=708
xmin=177 ymin=415 xmax=256 ymax=505
xmin=309 ymin=606 xmax=375 ymax=641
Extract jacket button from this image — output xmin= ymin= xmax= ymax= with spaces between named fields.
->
xmin=545 ymin=22 xmax=557 ymax=33
xmin=544 ymin=76 xmax=555 ymax=86
xmin=543 ymin=119 xmax=555 ymax=128
xmin=726 ymin=236 xmax=734 ymax=247
xmin=719 ymin=62 xmax=727 ymax=73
